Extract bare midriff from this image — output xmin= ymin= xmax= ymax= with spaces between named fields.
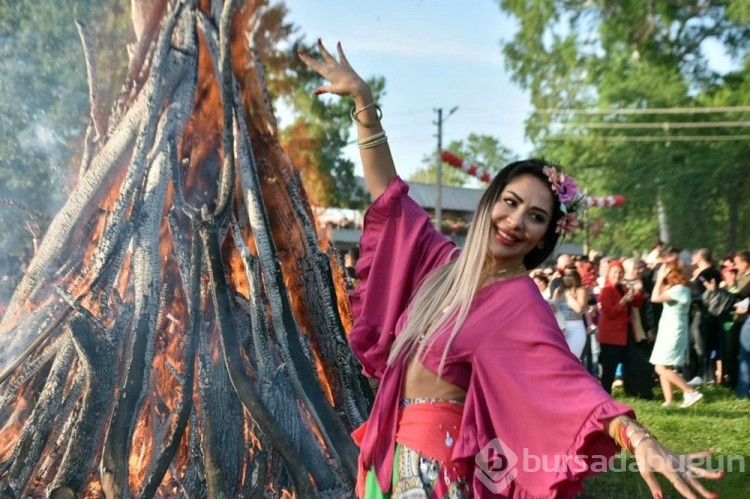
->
xmin=403 ymin=358 xmax=466 ymax=403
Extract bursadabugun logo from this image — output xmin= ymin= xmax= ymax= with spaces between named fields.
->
xmin=475 ymin=437 xmax=519 ymax=494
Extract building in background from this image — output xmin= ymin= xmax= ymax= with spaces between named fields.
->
xmin=315 ymin=178 xmax=582 ymax=259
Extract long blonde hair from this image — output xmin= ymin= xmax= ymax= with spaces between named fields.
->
xmin=386 ymin=159 xmax=565 ymax=374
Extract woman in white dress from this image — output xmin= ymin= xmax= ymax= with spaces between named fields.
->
xmin=650 ymin=264 xmax=704 ymax=408
xmin=551 ymin=264 xmax=589 ymax=358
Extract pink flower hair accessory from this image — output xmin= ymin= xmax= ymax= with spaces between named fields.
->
xmin=543 ymin=165 xmax=584 ymax=235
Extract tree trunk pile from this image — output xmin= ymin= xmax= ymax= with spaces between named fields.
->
xmin=0 ymin=1 xmax=371 ymax=497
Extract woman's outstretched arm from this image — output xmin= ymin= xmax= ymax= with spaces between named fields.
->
xmin=299 ymin=40 xmax=396 ymax=200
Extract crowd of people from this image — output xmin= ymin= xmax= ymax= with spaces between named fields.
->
xmin=531 ymin=245 xmax=750 ymax=405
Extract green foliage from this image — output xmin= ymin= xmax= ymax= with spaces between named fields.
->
xmin=0 ymin=0 xmax=130 ymax=258
xmin=498 ymin=0 xmax=750 ymax=256
xmin=265 ymin=25 xmax=380 ymax=208
xmin=410 ymin=133 xmax=517 ymax=186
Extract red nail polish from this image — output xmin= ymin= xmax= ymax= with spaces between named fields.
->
xmin=710 ymin=493 xmax=720 ymax=499
xmin=654 ymin=493 xmax=662 ymax=499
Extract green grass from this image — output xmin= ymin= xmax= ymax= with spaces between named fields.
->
xmin=579 ymin=385 xmax=750 ymax=498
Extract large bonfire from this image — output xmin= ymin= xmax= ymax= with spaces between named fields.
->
xmin=0 ymin=0 xmax=371 ymax=497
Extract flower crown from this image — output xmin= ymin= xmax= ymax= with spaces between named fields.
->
xmin=543 ymin=165 xmax=584 ymax=235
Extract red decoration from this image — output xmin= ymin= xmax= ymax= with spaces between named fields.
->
xmin=440 ymin=151 xmax=625 ymax=208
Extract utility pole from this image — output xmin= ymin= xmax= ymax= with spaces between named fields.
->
xmin=434 ymin=106 xmax=458 ymax=232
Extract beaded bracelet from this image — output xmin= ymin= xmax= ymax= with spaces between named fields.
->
xmin=351 ymin=103 xmax=383 ymax=128
xmin=612 ymin=417 xmax=656 ymax=454
xmin=612 ymin=417 xmax=633 ymax=451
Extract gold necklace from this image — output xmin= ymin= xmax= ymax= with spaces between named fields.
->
xmin=489 ymin=263 xmax=527 ymax=282
xmin=492 ymin=263 xmax=526 ymax=277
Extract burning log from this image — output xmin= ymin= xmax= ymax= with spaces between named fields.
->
xmin=0 ymin=1 xmax=371 ymax=497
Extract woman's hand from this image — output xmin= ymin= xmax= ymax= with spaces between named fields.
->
xmin=634 ymin=436 xmax=723 ymax=498
xmin=298 ymin=40 xmax=372 ymax=104
xmin=298 ymin=39 xmax=396 ymax=200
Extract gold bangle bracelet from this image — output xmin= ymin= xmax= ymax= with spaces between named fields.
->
xmin=357 ymin=130 xmax=386 ymax=146
xmin=351 ymin=104 xmax=383 ymax=128
xmin=359 ymin=136 xmax=388 ymax=149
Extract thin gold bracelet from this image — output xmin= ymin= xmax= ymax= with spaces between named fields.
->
xmin=631 ymin=432 xmax=654 ymax=452
xmin=357 ymin=130 xmax=386 ymax=147
xmin=359 ymin=135 xmax=388 ymax=150
xmin=351 ymin=103 xmax=383 ymax=128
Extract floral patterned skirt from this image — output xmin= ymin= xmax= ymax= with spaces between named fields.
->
xmin=362 ymin=398 xmax=470 ymax=498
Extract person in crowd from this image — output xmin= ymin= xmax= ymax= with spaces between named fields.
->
xmin=575 ymin=258 xmax=600 ymax=375
xmin=299 ymin=40 xmax=721 ymax=498
xmin=598 ymin=260 xmax=654 ymax=399
xmin=708 ymin=250 xmax=750 ymax=397
xmin=646 ymin=246 xmax=682 ymax=327
xmin=689 ymin=248 xmax=723 ymax=386
xmin=345 ymin=246 xmax=362 ymax=288
xmin=735 ymin=251 xmax=750 ymax=398
xmin=702 ymin=265 xmax=740 ymax=387
xmin=621 ymin=257 xmax=656 ymax=400
xmin=531 ymin=270 xmax=551 ymax=299
xmin=594 ymin=255 xmax=612 ymax=295
xmin=644 ymin=239 xmax=664 ymax=269
xmin=650 ymin=263 xmax=703 ymax=407
xmin=547 ymin=253 xmax=571 ymax=298
xmin=720 ymin=251 xmax=736 ymax=270
xmin=575 ymin=258 xmax=597 ymax=288
xmin=597 ymin=260 xmax=644 ymax=394
xmin=550 ymin=264 xmax=589 ymax=358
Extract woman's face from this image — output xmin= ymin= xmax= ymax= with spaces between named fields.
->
xmin=723 ymin=271 xmax=737 ymax=287
xmin=487 ymin=174 xmax=553 ymax=268
xmin=735 ymin=256 xmax=749 ymax=274
xmin=607 ymin=265 xmax=624 ymax=285
xmin=562 ymin=272 xmax=576 ymax=286
xmin=533 ymin=276 xmax=548 ymax=292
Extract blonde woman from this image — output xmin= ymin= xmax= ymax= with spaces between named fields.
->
xmin=551 ymin=264 xmax=589 ymax=358
xmin=301 ymin=40 xmax=721 ymax=499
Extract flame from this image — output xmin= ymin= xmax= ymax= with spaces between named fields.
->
xmin=0 ymin=1 xmax=359 ymax=496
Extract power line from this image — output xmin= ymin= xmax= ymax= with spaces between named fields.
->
xmin=532 ymin=121 xmax=750 ymax=130
xmin=535 ymin=105 xmax=750 ymax=115
xmin=544 ymin=134 xmax=750 ymax=142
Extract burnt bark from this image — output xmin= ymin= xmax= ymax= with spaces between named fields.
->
xmin=0 ymin=1 xmax=371 ymax=497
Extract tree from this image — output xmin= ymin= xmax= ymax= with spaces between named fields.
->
xmin=232 ymin=2 xmax=377 ymax=209
xmin=410 ymin=133 xmax=517 ymax=186
xmin=497 ymin=0 xmax=750 ymax=255
xmin=0 ymin=0 xmax=131 ymax=301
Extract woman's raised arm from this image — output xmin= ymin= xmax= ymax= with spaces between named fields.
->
xmin=299 ymin=40 xmax=396 ymax=200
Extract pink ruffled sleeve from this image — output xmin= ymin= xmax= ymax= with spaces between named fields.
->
xmin=348 ymin=176 xmax=456 ymax=379
xmin=451 ymin=280 xmax=634 ymax=498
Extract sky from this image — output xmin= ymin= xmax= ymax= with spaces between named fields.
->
xmin=282 ymin=0 xmax=532 ymax=180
